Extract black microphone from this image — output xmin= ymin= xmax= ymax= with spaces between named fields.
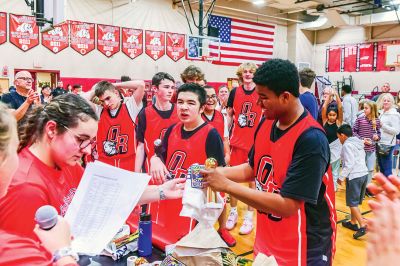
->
xmin=35 ymin=205 xmax=58 ymax=230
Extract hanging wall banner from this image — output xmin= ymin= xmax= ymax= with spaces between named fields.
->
xmin=327 ymin=46 xmax=341 ymax=72
xmin=70 ymin=21 xmax=95 ymax=55
xmin=344 ymin=44 xmax=357 ymax=72
xmin=97 ymin=24 xmax=120 ymax=57
xmin=9 ymin=14 xmax=39 ymax=51
xmin=145 ymin=30 xmax=165 ymax=61
xmin=377 ymin=41 xmax=395 ymax=72
xmin=121 ymin=27 xmax=143 ymax=59
xmin=166 ymin=32 xmax=185 ymax=62
xmin=358 ymin=43 xmax=374 ymax=72
xmin=0 ymin=12 xmax=6 ymax=45
xmin=42 ymin=23 xmax=69 ymax=53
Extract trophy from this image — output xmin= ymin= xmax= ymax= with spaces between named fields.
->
xmin=205 ymin=158 xmax=220 ymax=208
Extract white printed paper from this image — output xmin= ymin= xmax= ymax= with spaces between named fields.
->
xmin=64 ymin=161 xmax=151 ymax=255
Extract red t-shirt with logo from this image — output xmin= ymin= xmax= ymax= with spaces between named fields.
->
xmin=0 ymin=148 xmax=83 ymax=239
xmin=97 ymin=102 xmax=137 ymax=171
xmin=227 ymin=86 xmax=262 ymax=152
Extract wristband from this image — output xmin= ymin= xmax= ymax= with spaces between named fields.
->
xmin=53 ymin=246 xmax=79 ymax=263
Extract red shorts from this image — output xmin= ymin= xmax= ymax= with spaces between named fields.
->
xmin=230 ymin=146 xmax=249 ymax=166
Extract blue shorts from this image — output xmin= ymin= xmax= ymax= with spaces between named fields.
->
xmin=346 ymin=175 xmax=368 ymax=207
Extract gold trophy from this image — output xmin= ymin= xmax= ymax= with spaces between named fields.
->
xmin=205 ymin=158 xmax=221 ymax=208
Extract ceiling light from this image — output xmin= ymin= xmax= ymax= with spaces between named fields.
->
xmin=253 ymin=0 xmax=266 ymax=5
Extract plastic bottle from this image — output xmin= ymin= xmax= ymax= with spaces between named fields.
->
xmin=138 ymin=213 xmax=152 ymax=257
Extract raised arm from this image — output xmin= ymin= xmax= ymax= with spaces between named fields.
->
xmin=321 ymin=95 xmax=330 ymax=125
xmin=113 ymin=80 xmax=145 ymax=107
xmin=333 ymin=89 xmax=343 ymax=125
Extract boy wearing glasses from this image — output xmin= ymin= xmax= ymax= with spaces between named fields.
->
xmin=82 ymin=80 xmax=145 ymax=171
xmin=1 ymin=71 xmax=39 ymax=123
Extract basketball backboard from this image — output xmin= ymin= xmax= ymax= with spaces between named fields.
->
xmin=385 ymin=44 xmax=400 ymax=66
xmin=186 ymin=35 xmax=220 ymax=63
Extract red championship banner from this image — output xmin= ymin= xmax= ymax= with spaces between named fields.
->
xmin=327 ymin=46 xmax=341 ymax=72
xmin=166 ymin=32 xmax=185 ymax=62
xmin=122 ymin=28 xmax=143 ymax=59
xmin=145 ymin=30 xmax=165 ymax=61
xmin=358 ymin=43 xmax=373 ymax=72
xmin=70 ymin=21 xmax=95 ymax=55
xmin=42 ymin=23 xmax=69 ymax=54
xmin=9 ymin=14 xmax=39 ymax=51
xmin=343 ymin=44 xmax=357 ymax=72
xmin=0 ymin=12 xmax=6 ymax=45
xmin=97 ymin=24 xmax=120 ymax=57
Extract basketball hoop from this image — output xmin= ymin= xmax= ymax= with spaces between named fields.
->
xmin=202 ymin=55 xmax=215 ymax=64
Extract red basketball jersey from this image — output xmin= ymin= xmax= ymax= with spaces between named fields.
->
xmin=253 ymin=115 xmax=336 ymax=266
xmin=97 ymin=103 xmax=136 ymax=171
xmin=151 ymin=122 xmax=213 ymax=249
xmin=202 ymin=110 xmax=225 ymax=138
xmin=230 ymin=86 xmax=262 ymax=151
xmin=143 ymin=104 xmax=179 ymax=161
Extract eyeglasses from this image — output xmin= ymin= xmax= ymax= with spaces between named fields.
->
xmin=17 ymin=77 xmax=33 ymax=82
xmin=206 ymin=95 xmax=217 ymax=100
xmin=63 ymin=125 xmax=96 ymax=150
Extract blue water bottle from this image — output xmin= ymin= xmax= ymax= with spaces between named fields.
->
xmin=138 ymin=213 xmax=152 ymax=257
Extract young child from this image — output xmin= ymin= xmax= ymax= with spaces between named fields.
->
xmin=337 ymin=124 xmax=368 ymax=239
xmin=322 ymin=88 xmax=343 ymax=190
xmin=353 ymin=100 xmax=381 ymax=195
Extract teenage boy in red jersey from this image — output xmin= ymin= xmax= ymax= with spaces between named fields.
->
xmin=203 ymin=59 xmax=336 ymax=266
xmin=201 ymin=85 xmax=235 ymax=247
xmin=82 ymin=80 xmax=145 ymax=171
xmin=225 ymin=62 xmax=262 ymax=235
xmin=135 ymin=72 xmax=179 ymax=172
xmin=149 ymin=83 xmax=226 ymax=249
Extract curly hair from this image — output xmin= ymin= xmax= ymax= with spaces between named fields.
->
xmin=236 ymin=62 xmax=258 ymax=83
xmin=18 ymin=94 xmax=98 ymax=152
xmin=253 ymin=59 xmax=300 ymax=97
xmin=180 ymin=65 xmax=205 ymax=83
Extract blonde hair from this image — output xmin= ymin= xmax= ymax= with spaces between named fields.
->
xmin=236 ymin=62 xmax=257 ymax=83
xmin=377 ymin=93 xmax=395 ymax=110
xmin=364 ymin=100 xmax=379 ymax=128
xmin=0 ymin=103 xmax=17 ymax=163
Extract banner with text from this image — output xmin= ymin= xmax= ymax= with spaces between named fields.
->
xmin=9 ymin=14 xmax=39 ymax=51
xmin=121 ymin=27 xmax=143 ymax=59
xmin=70 ymin=21 xmax=95 ymax=56
xmin=0 ymin=12 xmax=6 ymax=45
xmin=145 ymin=30 xmax=165 ymax=61
xmin=166 ymin=32 xmax=185 ymax=62
xmin=97 ymin=24 xmax=120 ymax=57
xmin=42 ymin=23 xmax=69 ymax=54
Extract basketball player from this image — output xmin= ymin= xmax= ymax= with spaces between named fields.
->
xmin=82 ymin=80 xmax=145 ymax=171
xmin=149 ymin=83 xmax=225 ymax=248
xmin=225 ymin=62 xmax=263 ymax=235
xmin=202 ymin=59 xmax=336 ymax=265
xmin=135 ymin=72 xmax=179 ymax=172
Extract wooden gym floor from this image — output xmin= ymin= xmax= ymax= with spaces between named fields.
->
xmin=227 ymin=183 xmax=373 ymax=265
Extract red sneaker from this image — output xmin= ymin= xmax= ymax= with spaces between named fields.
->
xmin=218 ymin=228 xmax=236 ymax=247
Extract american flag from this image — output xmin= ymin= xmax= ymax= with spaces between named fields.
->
xmin=209 ymin=15 xmax=275 ymax=66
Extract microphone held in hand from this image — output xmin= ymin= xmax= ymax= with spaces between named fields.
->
xmin=35 ymin=205 xmax=58 ymax=230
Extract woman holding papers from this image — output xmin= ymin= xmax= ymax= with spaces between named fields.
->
xmin=0 ymin=94 xmax=185 ymax=265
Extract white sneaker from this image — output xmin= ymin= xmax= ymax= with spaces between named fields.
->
xmin=239 ymin=217 xmax=254 ymax=235
xmin=226 ymin=211 xmax=238 ymax=230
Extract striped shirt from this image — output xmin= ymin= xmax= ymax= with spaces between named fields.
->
xmin=352 ymin=115 xmax=381 ymax=152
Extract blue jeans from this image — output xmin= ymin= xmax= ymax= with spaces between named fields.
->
xmin=393 ymin=144 xmax=399 ymax=169
xmin=377 ymin=146 xmax=395 ymax=177
xmin=365 ymin=151 xmax=376 ymax=184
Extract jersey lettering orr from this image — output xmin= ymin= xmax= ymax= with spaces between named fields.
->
xmin=103 ymin=124 xmax=129 ymax=156
xmin=238 ymin=101 xmax=257 ymax=128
